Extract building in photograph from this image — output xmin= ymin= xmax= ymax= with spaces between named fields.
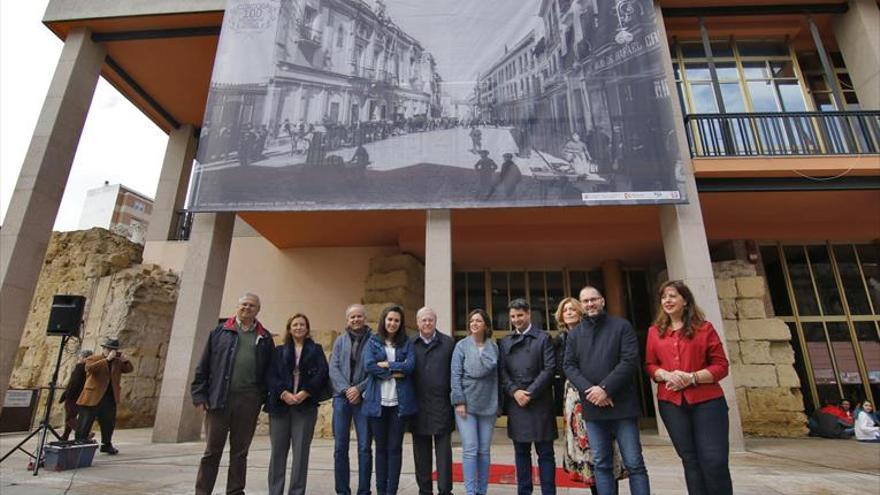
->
xmin=202 ymin=0 xmax=442 ymax=142
xmin=78 ymin=182 xmax=154 ymax=244
xmin=2 ymin=0 xmax=879 ymax=450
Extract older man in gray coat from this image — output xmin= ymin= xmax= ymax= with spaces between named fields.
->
xmin=411 ymin=306 xmax=456 ymax=495
xmin=499 ymin=299 xmax=557 ymax=495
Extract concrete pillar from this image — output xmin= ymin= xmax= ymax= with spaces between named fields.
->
xmin=654 ymin=1 xmax=746 ymax=452
xmin=424 ymin=210 xmax=453 ymax=336
xmin=833 ymin=0 xmax=880 ymax=109
xmin=601 ymin=260 xmax=626 ymax=318
xmin=145 ymin=125 xmax=196 ymax=243
xmin=152 ymin=212 xmax=235 ymax=443
xmin=0 ymin=28 xmax=105 ymax=411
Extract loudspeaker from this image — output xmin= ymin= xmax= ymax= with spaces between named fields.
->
xmin=46 ymin=295 xmax=85 ymax=336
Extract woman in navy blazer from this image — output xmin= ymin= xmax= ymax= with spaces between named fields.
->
xmin=362 ymin=305 xmax=417 ymax=495
xmin=266 ymin=313 xmax=329 ymax=495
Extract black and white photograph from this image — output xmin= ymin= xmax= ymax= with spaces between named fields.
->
xmin=188 ymin=0 xmax=687 ymax=211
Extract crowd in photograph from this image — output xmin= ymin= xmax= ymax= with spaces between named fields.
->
xmin=199 ymin=116 xmax=466 ymax=167
xmin=182 ymin=279 xmax=743 ymax=495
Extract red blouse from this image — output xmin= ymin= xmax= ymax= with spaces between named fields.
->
xmin=645 ymin=320 xmax=729 ymax=406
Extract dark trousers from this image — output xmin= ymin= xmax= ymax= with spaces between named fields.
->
xmin=76 ymin=392 xmax=116 ymax=446
xmin=369 ymin=406 xmax=407 ymax=495
xmin=195 ymin=390 xmax=262 ymax=495
xmin=332 ymin=397 xmax=372 ymax=495
xmin=659 ymin=397 xmax=732 ymax=495
xmin=412 ymin=431 xmax=453 ymax=495
xmin=268 ymin=406 xmax=318 ymax=495
xmin=512 ymin=440 xmax=556 ymax=495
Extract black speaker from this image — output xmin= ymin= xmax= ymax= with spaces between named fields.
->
xmin=46 ymin=295 xmax=86 ymax=336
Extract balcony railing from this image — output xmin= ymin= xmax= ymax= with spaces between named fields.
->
xmin=171 ymin=209 xmax=193 ymax=241
xmin=296 ymin=22 xmax=322 ymax=45
xmin=684 ymin=111 xmax=880 ymax=157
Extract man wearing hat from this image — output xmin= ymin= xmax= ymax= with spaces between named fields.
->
xmin=76 ymin=337 xmax=133 ymax=454
xmin=473 ymin=149 xmax=498 ymax=199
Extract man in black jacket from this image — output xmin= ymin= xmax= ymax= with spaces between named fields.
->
xmin=410 ymin=306 xmax=455 ymax=495
xmin=191 ymin=292 xmax=275 ymax=495
xmin=500 ymin=298 xmax=557 ymax=495
xmin=563 ymin=286 xmax=650 ymax=495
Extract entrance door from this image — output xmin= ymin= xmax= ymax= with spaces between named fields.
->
xmin=452 ymin=268 xmax=656 ymax=419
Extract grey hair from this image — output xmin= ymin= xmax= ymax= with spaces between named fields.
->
xmin=346 ymin=303 xmax=365 ymax=317
xmin=79 ymin=349 xmax=94 ymax=359
xmin=416 ymin=306 xmax=437 ymax=320
xmin=238 ymin=292 xmax=261 ymax=307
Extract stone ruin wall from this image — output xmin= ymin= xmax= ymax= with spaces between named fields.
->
xmin=9 ymin=228 xmax=179 ymax=429
xmin=255 ymin=252 xmax=426 ymax=438
xmin=713 ymin=260 xmax=809 ymax=437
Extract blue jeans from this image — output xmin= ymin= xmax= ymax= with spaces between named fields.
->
xmin=369 ymin=406 xmax=407 ymax=495
xmin=332 ymin=397 xmax=372 ymax=495
xmin=585 ymin=418 xmax=650 ymax=495
xmin=455 ymin=413 xmax=495 ymax=495
xmin=512 ymin=440 xmax=556 ymax=495
xmin=659 ymin=397 xmax=732 ymax=495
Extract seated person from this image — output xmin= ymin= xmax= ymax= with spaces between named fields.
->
xmin=808 ymin=400 xmax=855 ymax=439
xmin=854 ymin=401 xmax=880 ymax=443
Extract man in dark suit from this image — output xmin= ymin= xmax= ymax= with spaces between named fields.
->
xmin=410 ymin=306 xmax=455 ymax=495
xmin=563 ymin=286 xmax=651 ymax=495
xmin=499 ymin=298 xmax=557 ymax=495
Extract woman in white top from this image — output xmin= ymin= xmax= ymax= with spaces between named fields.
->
xmin=854 ymin=400 xmax=880 ymax=442
xmin=362 ymin=305 xmax=417 ymax=495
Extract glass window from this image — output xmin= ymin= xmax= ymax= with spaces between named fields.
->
xmin=834 ymin=245 xmax=872 ymax=315
xmin=804 ymin=323 xmax=836 ymax=385
xmin=691 ymin=84 xmax=719 ymax=113
xmin=761 ymin=246 xmax=793 ymax=316
xmin=785 ymin=246 xmax=821 ymax=316
xmin=720 ymin=83 xmax=746 ymax=112
xmin=715 ymin=62 xmax=740 ymax=81
xmin=807 ymin=246 xmax=845 ymax=315
xmin=685 ymin=63 xmax=713 ymax=81
xmin=747 ymin=80 xmax=780 ymax=112
xmin=776 ymin=81 xmax=806 ymax=111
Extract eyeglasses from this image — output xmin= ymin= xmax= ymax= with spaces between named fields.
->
xmin=581 ymin=297 xmax=603 ymax=304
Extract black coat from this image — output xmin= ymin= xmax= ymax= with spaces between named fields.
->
xmin=410 ymin=332 xmax=455 ymax=435
xmin=191 ymin=317 xmax=275 ymax=410
xmin=499 ymin=326 xmax=558 ymax=442
xmin=563 ymin=312 xmax=641 ymax=420
xmin=59 ymin=362 xmax=86 ymax=405
xmin=264 ymin=338 xmax=329 ymax=414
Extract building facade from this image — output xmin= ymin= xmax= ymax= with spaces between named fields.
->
xmin=78 ymin=182 xmax=154 ymax=244
xmin=202 ymin=0 xmax=442 ymax=141
xmin=2 ymin=0 xmax=879 ymax=447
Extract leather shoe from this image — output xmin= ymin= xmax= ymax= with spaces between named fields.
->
xmin=100 ymin=444 xmax=119 ymax=455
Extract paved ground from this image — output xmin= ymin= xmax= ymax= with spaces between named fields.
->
xmin=1 ymin=428 xmax=877 ymax=494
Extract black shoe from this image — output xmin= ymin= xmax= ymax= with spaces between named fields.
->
xmin=100 ymin=444 xmax=118 ymax=455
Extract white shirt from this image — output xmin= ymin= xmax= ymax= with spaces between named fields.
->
xmin=380 ymin=344 xmax=398 ymax=407
xmin=855 ymin=411 xmax=880 ymax=440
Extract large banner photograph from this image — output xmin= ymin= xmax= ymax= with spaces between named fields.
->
xmin=188 ymin=0 xmax=687 ymax=211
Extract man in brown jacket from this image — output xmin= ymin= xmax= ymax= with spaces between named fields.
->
xmin=76 ymin=337 xmax=133 ymax=454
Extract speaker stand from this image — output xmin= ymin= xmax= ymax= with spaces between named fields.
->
xmin=0 ymin=334 xmax=70 ymax=474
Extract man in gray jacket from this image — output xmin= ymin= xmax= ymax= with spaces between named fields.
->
xmin=329 ymin=304 xmax=373 ymax=495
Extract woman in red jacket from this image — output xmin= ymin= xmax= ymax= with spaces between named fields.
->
xmin=645 ymin=280 xmax=732 ymax=495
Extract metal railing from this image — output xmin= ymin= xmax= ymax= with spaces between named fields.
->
xmin=684 ymin=110 xmax=880 ymax=157
xmin=171 ymin=209 xmax=193 ymax=241
xmin=296 ymin=22 xmax=322 ymax=44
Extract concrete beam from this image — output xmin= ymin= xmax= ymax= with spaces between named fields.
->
xmin=146 ymin=125 xmax=196 ymax=242
xmin=44 ymin=0 xmax=225 ymax=23
xmin=654 ymin=1 xmax=746 ymax=452
xmin=0 ymin=28 xmax=105 ymax=412
xmin=152 ymin=212 xmax=235 ymax=443
xmin=424 ymin=210 xmax=453 ymax=336
xmin=833 ymin=0 xmax=880 ymax=109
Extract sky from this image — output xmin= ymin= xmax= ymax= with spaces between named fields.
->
xmin=383 ymin=0 xmax=542 ymax=99
xmin=0 ymin=1 xmax=167 ymax=231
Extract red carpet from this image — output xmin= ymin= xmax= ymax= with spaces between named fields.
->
xmin=433 ymin=463 xmax=592 ymax=488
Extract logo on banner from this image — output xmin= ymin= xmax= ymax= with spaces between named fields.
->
xmin=229 ymin=2 xmax=277 ymax=31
